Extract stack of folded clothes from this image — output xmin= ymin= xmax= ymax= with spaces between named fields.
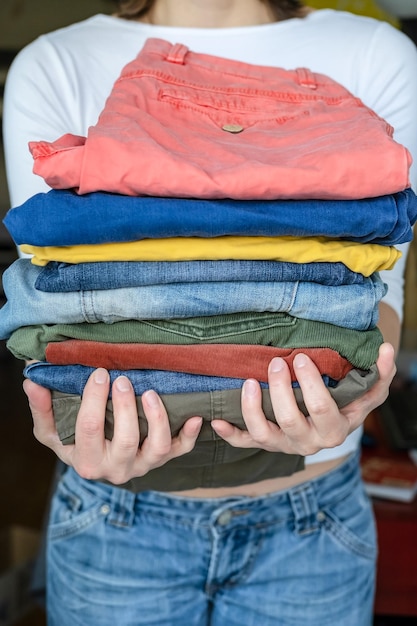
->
xmin=1 ymin=39 xmax=416 ymax=491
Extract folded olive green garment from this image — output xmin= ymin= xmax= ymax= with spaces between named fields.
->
xmin=8 ymin=312 xmax=383 ymax=370
xmin=51 ymin=364 xmax=378 ymax=492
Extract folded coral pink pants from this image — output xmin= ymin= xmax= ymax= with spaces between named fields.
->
xmin=30 ymin=38 xmax=411 ymax=200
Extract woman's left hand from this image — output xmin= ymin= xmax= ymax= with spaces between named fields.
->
xmin=211 ymin=342 xmax=395 ymax=456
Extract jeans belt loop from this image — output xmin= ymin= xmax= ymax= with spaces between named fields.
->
xmin=108 ymin=485 xmax=136 ymax=528
xmin=288 ymin=484 xmax=320 ymax=535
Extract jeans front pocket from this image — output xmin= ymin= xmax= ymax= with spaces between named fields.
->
xmin=48 ymin=469 xmax=110 ymax=542
xmin=318 ymin=476 xmax=377 ymax=561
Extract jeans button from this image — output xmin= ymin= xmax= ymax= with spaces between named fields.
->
xmin=217 ymin=510 xmax=233 ymax=526
xmin=222 ymin=123 xmax=244 ymax=133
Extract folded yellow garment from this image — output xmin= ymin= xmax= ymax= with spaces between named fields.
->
xmin=22 ymin=235 xmax=401 ymax=275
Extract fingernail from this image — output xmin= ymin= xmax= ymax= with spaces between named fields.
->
xmin=294 ymin=353 xmax=308 ymax=369
xmin=243 ymin=379 xmax=258 ymax=397
xmin=269 ymin=357 xmax=284 ymax=373
xmin=189 ymin=416 xmax=203 ymax=433
xmin=144 ymin=390 xmax=159 ymax=407
xmin=115 ymin=376 xmax=131 ymax=392
xmin=94 ymin=368 xmax=108 ymax=384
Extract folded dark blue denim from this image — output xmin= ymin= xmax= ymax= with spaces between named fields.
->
xmin=4 ymin=188 xmax=417 ymax=247
xmin=35 ymin=259 xmax=368 ymax=292
xmin=26 ymin=361 xmax=329 ymax=395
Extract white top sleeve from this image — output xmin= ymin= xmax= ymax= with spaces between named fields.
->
xmin=355 ymin=21 xmax=417 ymax=321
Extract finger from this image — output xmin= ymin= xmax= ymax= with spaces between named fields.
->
xmin=211 ymin=418 xmax=262 ymax=447
xmin=292 ymin=353 xmax=334 ymax=416
xmin=267 ymin=357 xmax=308 ymax=432
xmin=110 ymin=376 xmax=140 ymax=464
xmin=138 ymin=390 xmax=174 ymax=461
xmin=266 ymin=356 xmax=323 ymax=452
xmin=74 ymin=368 xmax=110 ymax=476
xmin=131 ymin=391 xmax=203 ymax=476
xmin=342 ymin=342 xmax=396 ymax=429
xmin=375 ymin=342 xmax=396 ymax=386
xmin=356 ymin=342 xmax=396 ymax=409
xmin=23 ymin=379 xmax=73 ymax=462
xmin=23 ymin=379 xmax=61 ymax=448
xmin=169 ymin=416 xmax=203 ymax=457
xmin=140 ymin=392 xmax=203 ymax=464
xmin=212 ymin=377 xmax=285 ymax=450
xmin=240 ymin=378 xmax=283 ymax=445
xmin=292 ymin=353 xmax=347 ymax=446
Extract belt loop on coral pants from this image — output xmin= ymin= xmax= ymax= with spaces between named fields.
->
xmin=296 ymin=67 xmax=318 ymax=89
xmin=166 ymin=42 xmax=189 ymax=64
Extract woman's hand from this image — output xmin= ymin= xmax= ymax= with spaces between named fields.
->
xmin=211 ymin=342 xmax=396 ymax=456
xmin=23 ymin=342 xmax=396 ymax=479
xmin=23 ymin=368 xmax=202 ymax=484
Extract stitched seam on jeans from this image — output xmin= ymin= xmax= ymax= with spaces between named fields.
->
xmin=80 ymin=290 xmax=99 ymax=323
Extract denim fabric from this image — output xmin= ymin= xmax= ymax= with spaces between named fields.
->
xmin=46 ymin=366 xmax=377 ymax=456
xmin=25 ymin=360 xmax=375 ymax=405
xmin=23 ymin=361 xmax=269 ymax=395
xmin=46 ymin=452 xmax=377 ymax=625
xmin=34 ymin=259 xmax=368 ymax=292
xmin=31 ymin=38 xmax=411 ymax=200
xmin=20 ymin=236 xmax=401 ymax=275
xmin=0 ymin=259 xmax=387 ymax=339
xmin=5 ymin=188 xmax=416 ymax=246
xmin=24 ymin=360 xmax=341 ymax=397
xmin=45 ymin=342 xmax=353 ymax=382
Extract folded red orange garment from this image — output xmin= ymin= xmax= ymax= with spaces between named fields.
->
xmin=45 ymin=341 xmax=354 ymax=383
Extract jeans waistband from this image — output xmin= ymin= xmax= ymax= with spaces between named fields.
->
xmin=61 ymin=450 xmax=361 ymax=529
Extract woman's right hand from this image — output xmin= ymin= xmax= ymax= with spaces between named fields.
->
xmin=23 ymin=368 xmax=203 ymax=485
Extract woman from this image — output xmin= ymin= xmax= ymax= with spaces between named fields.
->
xmin=3 ymin=1 xmax=416 ymax=624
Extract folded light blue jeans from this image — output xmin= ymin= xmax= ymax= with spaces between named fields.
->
xmin=46 ymin=451 xmax=376 ymax=626
xmin=0 ymin=259 xmax=387 ymax=339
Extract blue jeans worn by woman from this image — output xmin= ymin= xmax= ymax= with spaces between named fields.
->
xmin=46 ymin=451 xmax=376 ymax=626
